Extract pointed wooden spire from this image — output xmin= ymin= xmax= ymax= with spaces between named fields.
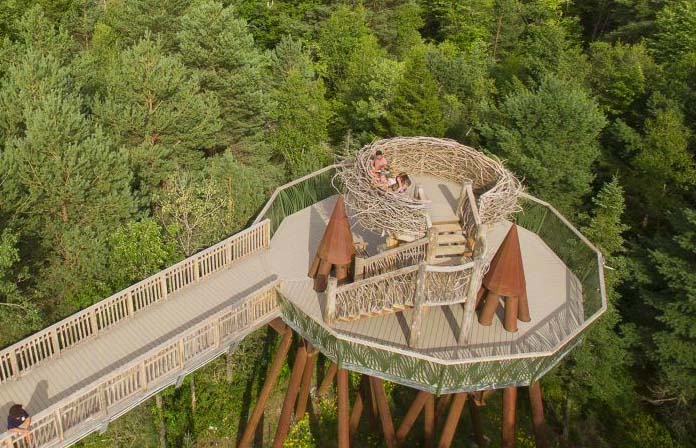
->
xmin=483 ymin=224 xmax=526 ymax=298
xmin=308 ymin=196 xmax=355 ymax=291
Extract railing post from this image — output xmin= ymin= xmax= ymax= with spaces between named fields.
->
xmin=126 ymin=290 xmax=135 ymax=316
xmin=459 ymin=260 xmax=483 ymax=344
xmin=51 ymin=330 xmax=61 ymax=357
xmin=409 ymin=263 xmax=427 ymax=348
xmin=354 ymin=256 xmax=365 ymax=281
xmin=54 ymin=409 xmax=64 ymax=441
xmin=263 ymin=220 xmax=271 ymax=248
xmin=140 ymin=363 xmax=148 ymax=391
xmin=426 ymin=228 xmax=439 ymax=264
xmin=9 ymin=350 xmax=18 ymax=377
xmin=193 ymin=258 xmax=200 ymax=282
xmin=226 ymin=240 xmax=232 ymax=265
xmin=457 ymin=181 xmax=472 ymax=217
xmin=159 ymin=275 xmax=168 ymax=301
xmin=324 ymin=278 xmax=338 ymax=325
xmin=99 ymin=384 xmax=108 ymax=415
xmin=89 ymin=309 xmax=99 ymax=336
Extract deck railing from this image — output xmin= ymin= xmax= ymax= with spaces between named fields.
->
xmin=0 ymin=283 xmax=280 ymax=448
xmin=353 ymin=238 xmax=429 ymax=281
xmin=0 ymin=220 xmax=271 ymax=385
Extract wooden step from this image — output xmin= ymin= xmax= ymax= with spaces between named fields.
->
xmin=432 ymin=223 xmax=462 ymax=233
xmin=435 ymin=244 xmax=468 ymax=257
xmin=437 ymin=233 xmax=467 ymax=245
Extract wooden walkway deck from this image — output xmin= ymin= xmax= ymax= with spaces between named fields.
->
xmin=0 ymin=173 xmax=589 ymax=445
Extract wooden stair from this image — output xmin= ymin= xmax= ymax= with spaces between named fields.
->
xmin=431 ymin=220 xmax=472 ymax=263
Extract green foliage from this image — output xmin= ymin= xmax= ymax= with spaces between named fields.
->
xmin=369 ymin=1 xmax=423 ymax=58
xmin=481 ymin=76 xmax=607 ymax=212
xmin=379 ymin=45 xmax=445 ymax=137
xmin=651 ymin=0 xmax=696 ymax=63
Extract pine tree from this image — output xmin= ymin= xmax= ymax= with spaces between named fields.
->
xmin=93 ymin=35 xmax=222 ymax=198
xmin=269 ymin=37 xmax=331 ymax=178
xmin=177 ymin=1 xmax=269 ymax=145
xmin=379 ymin=45 xmax=445 ymax=137
xmin=650 ymin=0 xmax=696 ymax=63
xmin=480 ymin=76 xmax=607 ymax=213
xmin=105 ymin=0 xmax=191 ymax=49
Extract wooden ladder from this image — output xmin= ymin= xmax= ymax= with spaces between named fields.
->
xmin=430 ymin=220 xmax=473 ymax=264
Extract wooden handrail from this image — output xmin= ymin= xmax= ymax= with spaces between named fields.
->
xmin=0 ymin=220 xmax=271 ymax=384
xmin=354 ymin=237 xmax=428 ymax=280
xmin=0 ymin=282 xmax=280 ymax=447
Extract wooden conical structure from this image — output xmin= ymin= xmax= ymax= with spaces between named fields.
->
xmin=308 ymin=196 xmax=355 ymax=292
xmin=477 ymin=224 xmax=530 ymax=331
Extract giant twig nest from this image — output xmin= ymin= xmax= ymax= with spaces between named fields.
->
xmin=337 ymin=137 xmax=522 ymax=238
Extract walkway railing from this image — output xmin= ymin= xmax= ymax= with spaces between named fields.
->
xmin=353 ymin=238 xmax=428 ymax=281
xmin=0 ymin=220 xmax=271 ymax=385
xmin=0 ymin=283 xmax=280 ymax=448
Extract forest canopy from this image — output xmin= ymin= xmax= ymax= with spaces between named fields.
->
xmin=0 ymin=0 xmax=694 ymax=446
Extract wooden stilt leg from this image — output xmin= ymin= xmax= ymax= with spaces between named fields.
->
xmin=435 ymin=394 xmax=452 ymax=427
xmin=368 ymin=376 xmax=379 ymax=420
xmin=238 ymin=328 xmax=293 ymax=448
xmin=502 ymin=387 xmax=517 ymax=448
xmin=370 ymin=377 xmax=398 ymax=448
xmin=468 ymin=398 xmax=486 ymax=447
xmin=424 ymin=394 xmax=435 ymax=448
xmin=349 ymin=376 xmax=366 ymax=435
xmin=503 ymin=296 xmax=519 ymax=332
xmin=273 ymin=342 xmax=308 ymax=447
xmin=478 ymin=292 xmax=500 ymax=326
xmin=317 ymin=362 xmax=337 ymax=397
xmin=396 ymin=390 xmax=429 ymax=444
xmin=295 ymin=351 xmax=317 ymax=419
xmin=337 ymin=368 xmax=350 ymax=448
xmin=438 ymin=393 xmax=467 ymax=448
xmin=518 ymin=292 xmax=531 ymax=323
xmin=529 ymin=382 xmax=549 ymax=448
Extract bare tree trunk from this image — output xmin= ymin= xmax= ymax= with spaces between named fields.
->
xmin=156 ymin=394 xmax=166 ymax=448
xmin=191 ymin=376 xmax=196 ymax=413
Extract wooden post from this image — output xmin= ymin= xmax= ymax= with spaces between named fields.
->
xmin=273 ymin=342 xmax=308 ymax=448
xmin=238 ymin=328 xmax=293 ymax=448
xmin=54 ymin=410 xmax=64 ymax=441
xmin=51 ymin=330 xmax=61 ymax=356
xmin=459 ymin=260 xmax=482 ymax=344
xmin=354 ymin=256 xmax=366 ymax=281
xmin=324 ymin=277 xmax=338 ymax=324
xmin=268 ymin=317 xmax=288 ymax=334
xmin=126 ymin=290 xmax=135 ymax=316
xmin=478 ymin=292 xmax=500 ymax=326
xmin=426 ymin=228 xmax=439 ymax=263
xmin=318 ymin=361 xmax=337 ymax=397
xmin=349 ymin=376 xmax=366 ymax=435
xmin=529 ymin=382 xmax=549 ymax=448
xmin=502 ymin=387 xmax=517 ymax=448
xmin=435 ymin=394 xmax=452 ymax=427
xmin=424 ymin=394 xmax=435 ymax=448
xmin=409 ymin=263 xmax=428 ymax=348
xmin=337 ymin=368 xmax=350 ymax=448
xmin=438 ymin=393 xmax=467 ymax=448
xmin=193 ymin=258 xmax=200 ymax=282
xmin=295 ymin=350 xmax=317 ymax=419
xmin=518 ymin=292 xmax=531 ymax=323
xmin=468 ymin=398 xmax=486 ymax=447
xmin=396 ymin=390 xmax=429 ymax=443
xmin=160 ymin=275 xmax=168 ymax=301
xmin=370 ymin=377 xmax=397 ymax=448
xmin=503 ymin=296 xmax=519 ymax=332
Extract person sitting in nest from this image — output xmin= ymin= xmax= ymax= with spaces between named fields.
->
xmin=370 ymin=150 xmax=389 ymax=185
xmin=389 ymin=173 xmax=411 ymax=194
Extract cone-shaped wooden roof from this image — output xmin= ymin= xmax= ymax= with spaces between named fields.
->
xmin=314 ymin=196 xmax=355 ymax=265
xmin=482 ymin=224 xmax=527 ymax=297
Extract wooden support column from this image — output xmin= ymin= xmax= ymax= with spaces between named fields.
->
xmin=529 ymin=382 xmax=549 ymax=448
xmin=349 ymin=376 xmax=368 ymax=435
xmin=318 ymin=361 xmax=337 ymax=397
xmin=438 ymin=393 xmax=467 ymax=448
xmin=294 ymin=349 xmax=318 ymax=419
xmin=468 ymin=398 xmax=486 ymax=447
xmin=409 ymin=263 xmax=428 ymax=348
xmin=268 ymin=317 xmax=288 ymax=334
xmin=396 ymin=390 xmax=429 ymax=444
xmin=370 ymin=377 xmax=397 ymax=448
xmin=502 ymin=387 xmax=517 ymax=448
xmin=424 ymin=394 xmax=435 ymax=448
xmin=337 ymin=368 xmax=350 ymax=448
xmin=238 ymin=328 xmax=293 ymax=448
xmin=273 ymin=342 xmax=308 ymax=448
xmin=478 ymin=292 xmax=500 ymax=326
xmin=503 ymin=296 xmax=519 ymax=332
xmin=435 ymin=394 xmax=452 ymax=427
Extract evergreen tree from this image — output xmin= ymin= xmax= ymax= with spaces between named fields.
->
xmin=269 ymin=37 xmax=331 ymax=177
xmin=650 ymin=0 xmax=696 ymax=63
xmin=93 ymin=36 xmax=222 ymax=199
xmin=105 ymin=0 xmax=191 ymax=49
xmin=369 ymin=1 xmax=423 ymax=58
xmin=379 ymin=45 xmax=445 ymax=137
xmin=481 ymin=76 xmax=607 ymax=213
xmin=177 ymin=0 xmax=269 ymax=145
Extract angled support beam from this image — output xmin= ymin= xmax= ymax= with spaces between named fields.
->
xmin=238 ymin=327 xmax=293 ymax=448
xmin=424 ymin=394 xmax=435 ymax=448
xmin=268 ymin=318 xmax=288 ymax=334
xmin=396 ymin=390 xmax=430 ymax=444
xmin=438 ymin=393 xmax=467 ymax=448
xmin=435 ymin=394 xmax=452 ymax=427
xmin=273 ymin=341 xmax=308 ymax=448
xmin=529 ymin=382 xmax=550 ymax=448
xmin=317 ymin=361 xmax=337 ymax=397
xmin=337 ymin=368 xmax=350 ymax=448
xmin=370 ymin=377 xmax=398 ymax=448
xmin=350 ymin=375 xmax=368 ymax=435
xmin=294 ymin=348 xmax=317 ymax=419
xmin=502 ymin=387 xmax=517 ymax=448
xmin=468 ymin=397 xmax=486 ymax=447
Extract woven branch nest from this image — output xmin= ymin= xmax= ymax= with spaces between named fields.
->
xmin=337 ymin=137 xmax=522 ymax=238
